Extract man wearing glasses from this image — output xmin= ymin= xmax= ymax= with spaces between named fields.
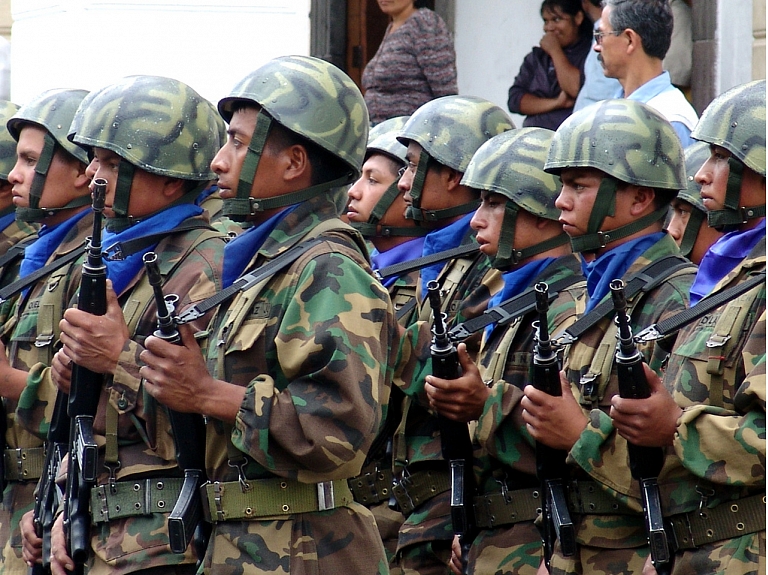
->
xmin=595 ymin=0 xmax=697 ymax=146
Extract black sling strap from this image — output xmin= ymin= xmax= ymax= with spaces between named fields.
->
xmin=376 ymin=243 xmax=479 ymax=280
xmin=634 ymin=271 xmax=766 ymax=342
xmin=556 ymin=255 xmax=694 ymax=344
xmin=448 ymin=275 xmax=584 ymax=341
xmin=0 ymin=245 xmax=85 ymax=304
xmin=0 ymin=236 xmax=37 ymax=271
xmin=176 ymin=238 xmax=324 ymax=324
xmin=395 ymin=297 xmax=419 ymax=322
xmin=102 ymin=220 xmax=215 ymax=261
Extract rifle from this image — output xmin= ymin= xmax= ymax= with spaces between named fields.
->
xmin=62 ymin=178 xmax=108 ymax=574
xmin=143 ymin=252 xmax=210 ymax=561
xmin=532 ymin=282 xmax=576 ymax=572
xmin=610 ymin=279 xmax=671 ymax=575
xmin=426 ymin=280 xmax=476 ymax=574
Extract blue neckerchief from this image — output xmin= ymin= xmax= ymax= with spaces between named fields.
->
xmin=0 ymin=211 xmax=16 ymax=233
xmin=420 ymin=212 xmax=474 ymax=299
xmin=221 ymin=206 xmax=297 ymax=288
xmin=102 ymin=204 xmax=203 ymax=296
xmin=690 ymin=219 xmax=765 ymax=305
xmin=195 ymin=184 xmax=218 ymax=206
xmin=19 ymin=209 xmax=91 ymax=295
xmin=371 ymin=236 xmax=426 ymax=288
xmin=582 ymin=232 xmax=665 ymax=313
xmin=484 ymin=257 xmax=555 ymax=341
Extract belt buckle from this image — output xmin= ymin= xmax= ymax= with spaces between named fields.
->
xmin=317 ymin=481 xmax=335 ymax=511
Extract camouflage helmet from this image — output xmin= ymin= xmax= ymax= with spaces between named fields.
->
xmin=398 ymin=95 xmax=514 ymax=173
xmin=692 ymin=79 xmax=766 ymax=177
xmin=70 ymin=75 xmax=219 ymax=180
xmin=545 ymin=99 xmax=684 ymax=252
xmin=0 ymin=100 xmax=19 ymax=181
xmin=367 ymin=116 xmax=408 ymax=165
xmin=691 ymin=80 xmax=766 ymax=230
xmin=217 ymin=56 xmax=368 ymax=220
xmin=462 ymin=128 xmax=568 ymax=268
xmin=8 ymin=89 xmax=91 ymax=222
xmin=678 ymin=141 xmax=710 ymax=211
xmin=545 ymin=99 xmax=686 ymax=190
xmin=8 ymin=89 xmax=89 ymax=164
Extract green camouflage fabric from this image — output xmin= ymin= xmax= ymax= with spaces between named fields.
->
xmin=15 ymin=216 xmax=225 ymax=574
xmin=397 ymin=95 xmax=515 ymax=173
xmin=462 ymin=128 xmax=560 ymax=221
xmin=544 ymin=99 xmax=687 ymax=191
xmin=70 ymin=75 xmax=219 ymax=180
xmin=0 ymin=212 xmax=93 ymax=575
xmin=678 ymin=141 xmax=711 ymax=211
xmin=368 ymin=115 xmax=409 ymax=164
xmin=691 ymin=80 xmax=766 ymax=177
xmin=569 ymin=238 xmax=766 ymax=575
xmin=0 ymin=101 xmax=20 ymax=180
xmin=468 ymin=255 xmax=586 ymax=575
xmin=548 ymin=234 xmax=696 ymax=574
xmin=200 ymin=194 xmax=397 ymax=574
xmin=7 ymin=89 xmax=89 ymax=164
xmin=218 ymin=55 xmax=369 ymax=178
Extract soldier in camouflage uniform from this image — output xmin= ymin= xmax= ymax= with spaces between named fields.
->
xmin=422 ymin=128 xmax=586 ymax=575
xmin=138 ymin=56 xmax=398 ymax=574
xmin=521 ymin=99 xmax=697 ymax=575
xmin=608 ymin=80 xmax=765 ymax=575
xmin=0 ymin=101 xmax=38 ymax=294
xmin=0 ymin=88 xmax=93 ymax=575
xmin=345 ymin=116 xmax=422 ymax=574
xmin=665 ymin=141 xmax=723 ymax=265
xmin=18 ymin=76 xmax=226 ymax=575
xmin=391 ymin=96 xmax=513 ymax=574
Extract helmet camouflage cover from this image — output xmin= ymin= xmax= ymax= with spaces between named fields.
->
xmin=545 ymin=99 xmax=686 ymax=191
xmin=397 ymin=95 xmax=515 ymax=173
xmin=462 ymin=128 xmax=560 ymax=220
xmin=367 ymin=116 xmax=408 ymax=165
xmin=692 ymin=79 xmax=766 ymax=177
xmin=678 ymin=141 xmax=710 ymax=211
xmin=71 ymin=75 xmax=220 ymax=180
xmin=8 ymin=88 xmax=89 ymax=164
xmin=0 ymin=100 xmax=19 ymax=180
xmin=218 ymin=55 xmax=369 ymax=178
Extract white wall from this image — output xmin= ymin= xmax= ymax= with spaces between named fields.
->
xmin=454 ymin=0 xmax=543 ymax=127
xmin=10 ymin=0 xmax=312 ymax=106
xmin=716 ymin=0 xmax=754 ymax=94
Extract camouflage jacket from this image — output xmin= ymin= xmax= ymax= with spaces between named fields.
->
xmin=474 ymin=255 xmax=586 ymax=493
xmin=16 ymin=215 xmax=225 ymax=575
xmin=571 ymin=237 xmax=765 ymax=521
xmin=0 ymin=218 xmax=39 ymax=340
xmin=201 ymin=194 xmax=397 ymax=573
xmin=563 ymin=233 xmax=696 ymax=548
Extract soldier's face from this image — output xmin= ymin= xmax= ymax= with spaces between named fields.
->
xmin=665 ymin=198 xmax=692 ymax=246
xmin=471 ymin=190 xmax=504 ymax=256
xmin=347 ymin=153 xmax=400 ymax=223
xmin=399 ymin=141 xmax=455 ymax=226
xmin=695 ymin=145 xmax=734 ymax=213
xmin=91 ymin=147 xmax=184 ymax=219
xmin=9 ymin=125 xmax=88 ymax=225
xmin=555 ymin=167 xmax=603 ymax=237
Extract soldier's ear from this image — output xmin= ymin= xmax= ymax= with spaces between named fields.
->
xmin=282 ymin=144 xmax=311 ymax=184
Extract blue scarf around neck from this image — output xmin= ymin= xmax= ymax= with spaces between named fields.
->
xmin=371 ymin=236 xmax=426 ymax=289
xmin=19 ymin=209 xmax=91 ymax=284
xmin=420 ymin=212 xmax=474 ymax=300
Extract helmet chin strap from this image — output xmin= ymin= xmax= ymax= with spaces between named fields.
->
xmin=350 ymin=180 xmax=428 ymax=238
xmin=16 ymin=133 xmax=92 ymax=223
xmin=492 ymin=202 xmax=570 ymax=269
xmin=706 ymin=157 xmax=766 ymax=232
xmin=403 ymin=151 xmax=479 ymax=224
xmin=677 ymin=208 xmax=706 ymax=259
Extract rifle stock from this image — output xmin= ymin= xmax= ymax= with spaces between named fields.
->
xmin=426 ymin=280 xmax=476 ymax=574
xmin=143 ymin=252 xmax=209 ymax=560
xmin=63 ymin=178 xmax=108 ymax=574
xmin=532 ymin=283 xmax=576 ymax=571
xmin=610 ymin=280 xmax=671 ymax=574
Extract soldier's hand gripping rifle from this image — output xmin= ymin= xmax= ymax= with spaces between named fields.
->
xmin=63 ymin=178 xmax=108 ymax=574
xmin=143 ymin=252 xmax=210 ymax=562
xmin=610 ymin=280 xmax=671 ymax=575
xmin=532 ymin=282 xmax=576 ymax=572
xmin=426 ymin=280 xmax=476 ymax=574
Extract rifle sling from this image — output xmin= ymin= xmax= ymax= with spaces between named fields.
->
xmin=0 ymin=236 xmax=36 ymax=271
xmin=376 ymin=243 xmax=479 ymax=280
xmin=636 ymin=271 xmax=766 ymax=342
xmin=102 ymin=220 xmax=214 ymax=260
xmin=449 ymin=275 xmax=583 ymax=341
xmin=176 ymin=238 xmax=325 ymax=324
xmin=0 ymin=246 xmax=85 ymax=303
xmin=559 ymin=255 xmax=693 ymax=343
